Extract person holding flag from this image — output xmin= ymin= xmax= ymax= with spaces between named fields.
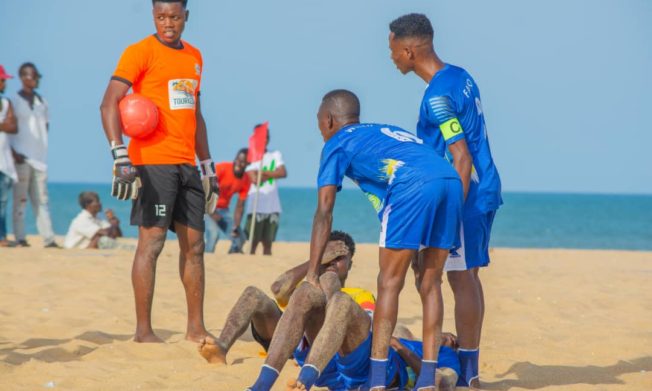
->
xmin=245 ymin=122 xmax=286 ymax=256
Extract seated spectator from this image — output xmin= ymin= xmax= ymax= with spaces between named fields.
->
xmin=64 ymin=191 xmax=122 ymax=249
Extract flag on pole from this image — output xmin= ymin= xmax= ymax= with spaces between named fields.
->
xmin=246 ymin=121 xmax=269 ymax=254
xmin=248 ymin=122 xmax=268 ymax=163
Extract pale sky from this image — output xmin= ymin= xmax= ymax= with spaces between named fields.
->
xmin=1 ymin=0 xmax=650 ymax=194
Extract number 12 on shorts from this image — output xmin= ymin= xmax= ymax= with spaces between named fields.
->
xmin=155 ymin=204 xmax=166 ymax=217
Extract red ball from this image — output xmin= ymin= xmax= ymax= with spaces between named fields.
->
xmin=118 ymin=94 xmax=159 ymax=139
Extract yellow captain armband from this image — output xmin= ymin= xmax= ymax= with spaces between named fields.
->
xmin=439 ymin=118 xmax=464 ymax=141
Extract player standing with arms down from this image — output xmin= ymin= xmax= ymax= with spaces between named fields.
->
xmin=389 ymin=13 xmax=503 ymax=388
xmin=100 ymin=0 xmax=219 ymax=343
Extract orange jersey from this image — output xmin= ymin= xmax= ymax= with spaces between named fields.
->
xmin=215 ymin=162 xmax=251 ymax=209
xmin=113 ymin=35 xmax=203 ymax=165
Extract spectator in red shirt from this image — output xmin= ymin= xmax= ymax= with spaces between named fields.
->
xmin=205 ymin=149 xmax=250 ymax=253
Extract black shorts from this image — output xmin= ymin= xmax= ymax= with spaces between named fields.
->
xmin=250 ymin=303 xmax=283 ymax=352
xmin=250 ymin=321 xmax=272 ymax=352
xmin=131 ymin=164 xmax=205 ymax=233
xmin=245 ymin=213 xmax=280 ymax=243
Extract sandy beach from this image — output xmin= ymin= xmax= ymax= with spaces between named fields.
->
xmin=1 ymin=237 xmax=650 ymax=390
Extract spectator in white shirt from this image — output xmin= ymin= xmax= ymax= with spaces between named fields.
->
xmin=10 ymin=62 xmax=59 ymax=248
xmin=0 ymin=65 xmax=17 ymax=247
xmin=64 ymin=191 xmax=122 ymax=250
xmin=245 ymin=128 xmax=287 ymax=255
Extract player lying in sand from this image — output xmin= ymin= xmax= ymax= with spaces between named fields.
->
xmin=198 ymin=231 xmax=368 ymax=365
xmin=275 ymin=273 xmax=460 ymax=391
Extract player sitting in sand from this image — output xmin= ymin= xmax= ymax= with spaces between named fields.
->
xmin=285 ymin=268 xmax=462 ymax=391
xmin=243 ymin=257 xmax=459 ymax=391
xmin=198 ymin=231 xmax=372 ymax=368
xmin=269 ymin=271 xmax=460 ymax=391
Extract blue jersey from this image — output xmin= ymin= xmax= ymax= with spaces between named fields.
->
xmin=317 ymin=123 xmax=459 ymax=216
xmin=417 ymin=64 xmax=502 ymax=216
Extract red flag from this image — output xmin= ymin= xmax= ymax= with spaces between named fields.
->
xmin=247 ymin=122 xmax=268 ymax=163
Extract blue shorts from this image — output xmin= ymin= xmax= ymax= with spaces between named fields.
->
xmin=335 ymin=333 xmax=407 ymax=390
xmin=445 ymin=210 xmax=497 ymax=271
xmin=379 ymin=178 xmax=462 ymax=250
xmin=397 ymin=339 xmax=461 ymax=377
xmin=293 ymin=339 xmax=344 ymax=390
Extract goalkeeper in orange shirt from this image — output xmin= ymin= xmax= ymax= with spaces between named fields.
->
xmin=99 ymin=0 xmax=218 ymax=343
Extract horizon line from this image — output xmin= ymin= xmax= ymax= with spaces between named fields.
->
xmin=46 ymin=181 xmax=652 ymax=197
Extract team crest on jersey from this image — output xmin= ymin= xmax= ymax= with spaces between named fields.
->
xmin=194 ymin=63 xmax=201 ymax=76
xmin=168 ymin=79 xmax=198 ymax=110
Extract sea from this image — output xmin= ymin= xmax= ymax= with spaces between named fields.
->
xmin=7 ymin=183 xmax=652 ymax=251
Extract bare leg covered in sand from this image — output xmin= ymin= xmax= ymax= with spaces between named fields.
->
xmin=247 ymin=274 xmax=335 ymax=391
xmin=286 ymin=276 xmax=370 ymax=391
xmin=264 ymin=280 xmax=327 ymax=371
xmin=198 ymin=286 xmax=281 ymax=364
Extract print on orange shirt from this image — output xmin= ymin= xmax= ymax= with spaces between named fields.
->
xmin=112 ymin=35 xmax=203 ymax=165
xmin=169 ymin=79 xmax=198 ymax=110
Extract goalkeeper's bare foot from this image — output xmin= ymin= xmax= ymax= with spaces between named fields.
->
xmin=198 ymin=336 xmax=227 ymax=364
xmin=133 ymin=331 xmax=163 ymax=343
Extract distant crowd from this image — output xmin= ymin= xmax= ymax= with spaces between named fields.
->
xmin=0 ymin=63 xmax=287 ymax=253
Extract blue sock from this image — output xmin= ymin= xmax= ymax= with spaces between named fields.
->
xmin=248 ymin=364 xmax=279 ymax=391
xmin=457 ymin=349 xmax=479 ymax=387
xmin=366 ymin=358 xmax=388 ymax=389
xmin=296 ymin=364 xmax=320 ymax=390
xmin=414 ymin=360 xmax=437 ymax=390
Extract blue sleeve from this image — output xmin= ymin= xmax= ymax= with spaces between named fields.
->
xmin=425 ymin=94 xmax=466 ymax=145
xmin=317 ymin=140 xmax=349 ymax=190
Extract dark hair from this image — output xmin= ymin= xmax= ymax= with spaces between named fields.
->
xmin=19 ymin=62 xmax=38 ymax=77
xmin=329 ymin=230 xmax=356 ymax=257
xmin=152 ymin=0 xmax=188 ymax=7
xmin=236 ymin=148 xmax=249 ymax=157
xmin=389 ymin=13 xmax=434 ymax=40
xmin=79 ymin=191 xmax=99 ymax=209
xmin=322 ymin=89 xmax=360 ymax=119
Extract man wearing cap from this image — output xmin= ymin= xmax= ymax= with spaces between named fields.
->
xmin=0 ymin=65 xmax=17 ymax=247
xmin=10 ymin=62 xmax=59 ymax=248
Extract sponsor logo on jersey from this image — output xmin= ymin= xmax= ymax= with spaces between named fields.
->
xmin=168 ymin=79 xmax=198 ymax=110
